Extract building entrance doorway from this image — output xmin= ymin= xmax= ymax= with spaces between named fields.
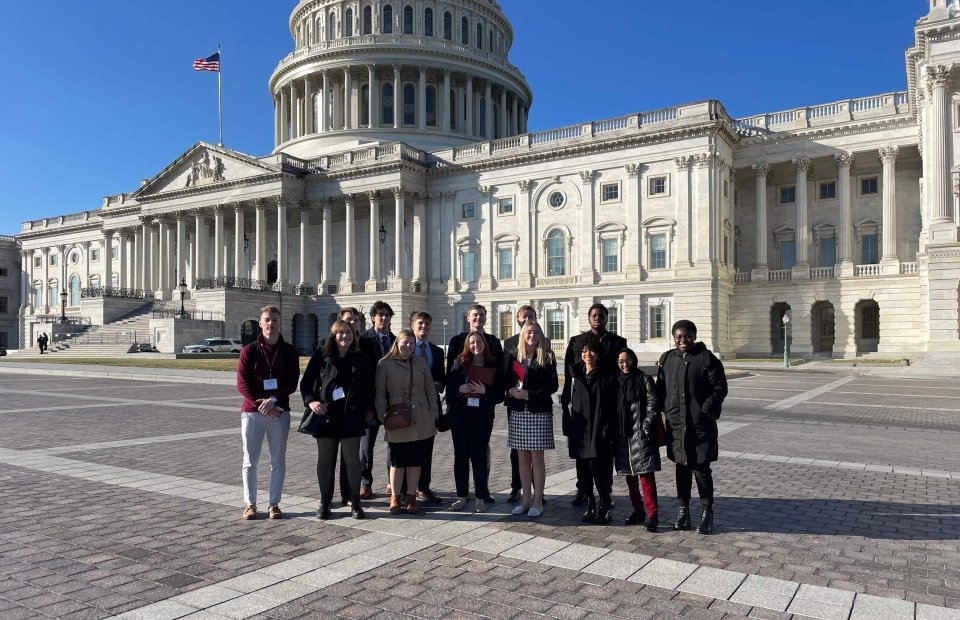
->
xmin=811 ymin=301 xmax=835 ymax=354
xmin=770 ymin=302 xmax=791 ymax=355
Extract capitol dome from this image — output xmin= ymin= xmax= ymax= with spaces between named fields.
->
xmin=269 ymin=0 xmax=534 ymax=156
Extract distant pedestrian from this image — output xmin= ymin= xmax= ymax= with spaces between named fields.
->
xmin=656 ymin=320 xmax=727 ymax=535
xmin=236 ymin=306 xmax=300 ymax=520
xmin=37 ymin=332 xmax=48 ymax=354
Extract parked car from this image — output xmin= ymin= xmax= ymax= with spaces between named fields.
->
xmin=183 ymin=338 xmax=243 ymax=354
xmin=134 ymin=342 xmax=157 ymax=353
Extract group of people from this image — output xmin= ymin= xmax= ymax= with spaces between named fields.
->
xmin=235 ymin=301 xmax=728 ymax=534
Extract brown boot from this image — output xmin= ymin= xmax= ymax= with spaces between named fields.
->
xmin=389 ymin=494 xmax=402 ymax=515
xmin=405 ymin=493 xmax=418 ymax=514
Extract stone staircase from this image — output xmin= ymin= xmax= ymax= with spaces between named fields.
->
xmin=18 ymin=303 xmax=157 ymax=358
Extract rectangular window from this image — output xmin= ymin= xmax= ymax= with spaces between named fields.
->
xmin=723 ymin=179 xmax=729 ymax=198
xmin=650 ymin=233 xmax=667 ymax=269
xmin=601 ymin=182 xmax=620 ymax=202
xmin=861 ymin=234 xmax=879 ymax=264
xmin=111 ymin=245 xmax=118 ymax=259
xmin=48 ymin=285 xmax=58 ymax=308
xmin=91 ymin=249 xmax=100 ymax=262
xmin=461 ymin=250 xmax=477 ymax=282
xmin=499 ymin=312 xmax=513 ymax=341
xmin=497 ymin=247 xmax=513 ymax=280
xmin=0 ymin=268 xmax=7 ymax=277
xmin=780 ymin=186 xmax=796 ymax=204
xmin=819 ymin=238 xmax=836 ymax=267
xmin=497 ymin=197 xmax=513 ymax=215
xmin=606 ymin=306 xmax=619 ymax=335
xmin=818 ymin=181 xmax=836 ymax=200
xmin=862 ymin=306 xmax=880 ymax=339
xmin=649 ymin=305 xmax=665 ymax=339
xmin=861 ymin=177 xmax=878 ymax=195
xmin=546 ymin=309 xmax=565 ymax=343
xmin=601 ymin=238 xmax=618 ymax=273
xmin=648 ymin=176 xmax=667 ymax=196
xmin=780 ymin=241 xmax=796 ymax=270
xmin=33 ymin=286 xmax=41 ymax=308
xmin=460 ymin=202 xmax=475 ymax=219
xmin=50 ymin=254 xmax=58 ymax=266
xmin=34 ymin=257 xmax=41 ymax=268
xmin=0 ymin=297 xmax=7 ymax=313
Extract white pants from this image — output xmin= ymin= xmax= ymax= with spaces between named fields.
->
xmin=241 ymin=410 xmax=290 ymax=506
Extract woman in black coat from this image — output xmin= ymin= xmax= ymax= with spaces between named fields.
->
xmin=300 ymin=319 xmax=375 ymax=520
xmin=563 ymin=336 xmax=618 ymax=524
xmin=656 ymin=320 xmax=728 ymax=535
xmin=613 ymin=348 xmax=661 ymax=531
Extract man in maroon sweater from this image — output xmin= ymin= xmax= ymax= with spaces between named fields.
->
xmin=237 ymin=305 xmax=300 ymax=520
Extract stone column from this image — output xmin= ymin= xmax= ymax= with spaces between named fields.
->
xmin=151 ymin=223 xmax=161 ymax=293
xmin=255 ymin=200 xmax=267 ymax=281
xmin=579 ymin=170 xmax=596 ymax=282
xmin=304 ymin=78 xmax=314 ymax=135
xmin=176 ymin=214 xmax=187 ymax=289
xmin=21 ymin=250 xmax=31 ymax=314
xmin=393 ymin=187 xmax=405 ymax=279
xmin=343 ymin=68 xmax=352 ymax=130
xmin=280 ymin=87 xmax=288 ymax=142
xmin=322 ymin=199 xmax=332 ymax=285
xmin=465 ymin=76 xmax=474 ymax=136
xmin=194 ymin=210 xmax=206 ymax=281
xmin=119 ymin=231 xmax=130 ymax=290
xmin=276 ymin=196 xmax=289 ymax=287
xmin=442 ymin=69 xmax=451 ymax=132
xmin=141 ymin=219 xmax=152 ymax=292
xmin=233 ymin=202 xmax=245 ymax=280
xmin=792 ymin=157 xmax=810 ymax=272
xmin=675 ymin=156 xmax=692 ymax=269
xmin=879 ymin=146 xmax=900 ymax=271
xmin=393 ymin=65 xmax=401 ymax=128
xmin=102 ymin=231 xmax=113 ymax=291
xmin=517 ymin=180 xmax=533 ymax=286
xmin=511 ymin=94 xmax=518 ymax=135
xmin=928 ymin=66 xmax=954 ymax=233
xmin=752 ymin=163 xmax=769 ymax=272
xmin=42 ymin=248 xmax=50 ymax=313
xmin=412 ymin=194 xmax=425 ymax=283
xmin=156 ymin=219 xmax=168 ymax=294
xmin=478 ymin=186 xmax=493 ymax=288
xmin=345 ymin=194 xmax=356 ymax=284
xmin=367 ymin=191 xmax=381 ymax=285
xmin=320 ymin=71 xmax=329 ymax=133
xmin=291 ymin=82 xmax=301 ymax=138
xmin=625 ymin=164 xmax=642 ymax=277
xmin=418 ymin=65 xmax=427 ymax=130
xmin=298 ymin=201 xmax=311 ymax=287
xmin=213 ymin=205 xmax=225 ymax=278
xmin=82 ymin=241 xmax=91 ymax=293
xmin=499 ymin=87 xmax=507 ymax=138
xmin=367 ymin=64 xmax=377 ymax=127
xmin=443 ymin=192 xmax=457 ymax=290
xmin=484 ymin=81 xmax=493 ymax=139
xmin=836 ymin=153 xmax=854 ymax=275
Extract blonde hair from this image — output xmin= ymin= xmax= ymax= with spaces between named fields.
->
xmin=517 ymin=321 xmax=554 ymax=366
xmin=385 ymin=328 xmax=416 ymax=359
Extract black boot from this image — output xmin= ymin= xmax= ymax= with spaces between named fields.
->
xmin=696 ymin=509 xmax=714 ymax=535
xmin=625 ymin=507 xmax=645 ymax=525
xmin=595 ymin=496 xmax=612 ymax=525
xmin=316 ymin=502 xmax=331 ymax=520
xmin=571 ymin=490 xmax=588 ymax=506
xmin=673 ymin=503 xmax=691 ymax=530
xmin=644 ymin=515 xmax=659 ymax=532
xmin=581 ymin=495 xmax=597 ymax=523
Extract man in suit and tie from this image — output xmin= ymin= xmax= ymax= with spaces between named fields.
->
xmin=502 ymin=304 xmax=550 ymax=503
xmin=358 ymin=300 xmax=396 ymax=499
xmin=446 ymin=304 xmax=503 ymax=374
xmin=410 ymin=311 xmax=445 ymax=504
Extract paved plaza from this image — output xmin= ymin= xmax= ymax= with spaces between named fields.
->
xmin=0 ymin=363 xmax=959 ymax=619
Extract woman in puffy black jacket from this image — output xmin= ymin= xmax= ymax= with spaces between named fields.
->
xmin=613 ymin=348 xmax=661 ymax=531
xmin=300 ymin=319 xmax=374 ymax=520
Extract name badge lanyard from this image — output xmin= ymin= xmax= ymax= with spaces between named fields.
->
xmin=259 ymin=342 xmax=281 ymax=390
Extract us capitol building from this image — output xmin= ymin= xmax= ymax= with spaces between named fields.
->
xmin=9 ymin=0 xmax=960 ymax=359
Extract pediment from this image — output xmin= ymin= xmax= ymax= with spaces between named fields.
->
xmin=132 ymin=142 xmax=279 ymax=198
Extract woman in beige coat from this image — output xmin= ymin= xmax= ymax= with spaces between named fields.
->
xmin=375 ymin=328 xmax=439 ymax=514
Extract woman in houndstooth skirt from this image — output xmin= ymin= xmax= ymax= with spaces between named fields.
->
xmin=503 ymin=322 xmax=558 ymax=517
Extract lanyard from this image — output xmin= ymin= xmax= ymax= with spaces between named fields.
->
xmin=259 ymin=341 xmax=281 ymax=379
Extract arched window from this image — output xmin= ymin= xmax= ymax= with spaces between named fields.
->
xmin=449 ymin=89 xmax=457 ymax=130
xmin=345 ymin=8 xmax=353 ymax=36
xmin=493 ymin=103 xmax=499 ymax=138
xmin=329 ymin=12 xmax=337 ymax=38
xmin=424 ymin=8 xmax=434 ymax=36
xmin=479 ymin=97 xmax=486 ymax=136
xmin=461 ymin=17 xmax=469 ymax=44
xmin=383 ymin=4 xmax=393 ymax=33
xmin=489 ymin=28 xmax=494 ymax=52
xmin=476 ymin=23 xmax=483 ymax=49
xmin=361 ymin=84 xmax=370 ymax=126
xmin=48 ymin=280 xmax=58 ymax=309
xmin=111 ymin=273 xmax=119 ymax=288
xmin=70 ymin=275 xmax=80 ymax=306
xmin=382 ymin=83 xmax=394 ymax=125
xmin=426 ymin=86 xmax=436 ymax=127
xmin=403 ymin=83 xmax=415 ymax=124
xmin=33 ymin=282 xmax=42 ymax=308
xmin=546 ymin=229 xmax=566 ymax=276
xmin=363 ymin=6 xmax=372 ymax=34
xmin=443 ymin=11 xmax=452 ymax=40
xmin=403 ymin=5 xmax=413 ymax=34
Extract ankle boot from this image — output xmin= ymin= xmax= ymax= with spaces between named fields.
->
xmin=595 ymin=495 xmax=612 ymax=524
xmin=625 ymin=507 xmax=645 ymax=525
xmin=405 ymin=493 xmax=418 ymax=514
xmin=644 ymin=515 xmax=659 ymax=532
xmin=389 ymin=494 xmax=402 ymax=514
xmin=696 ymin=509 xmax=714 ymax=535
xmin=674 ymin=503 xmax=691 ymax=530
xmin=581 ymin=495 xmax=597 ymax=523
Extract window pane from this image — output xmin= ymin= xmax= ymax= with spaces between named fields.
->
xmin=862 ymin=306 xmax=880 ymax=339
xmin=498 ymin=248 xmax=512 ymax=279
xmin=383 ymin=5 xmax=393 ymax=33
xmin=403 ymin=84 xmax=415 ymax=124
xmin=780 ymin=186 xmax=795 ymax=203
xmin=547 ymin=232 xmax=565 ymax=276
xmin=649 ymin=306 xmax=664 ymax=339
xmin=819 ymin=238 xmax=836 ymax=267
xmin=602 ymin=238 xmax=618 ymax=272
xmin=780 ymin=241 xmax=795 ymax=270
xmin=606 ymin=307 xmax=619 ymax=335
xmin=861 ymin=177 xmax=878 ymax=195
xmin=862 ymin=234 xmax=878 ymax=264
xmin=382 ymin=84 xmax=393 ymax=124
xmin=546 ymin=309 xmax=565 ymax=342
xmin=462 ymin=251 xmax=476 ymax=282
xmin=819 ymin=182 xmax=836 ymax=200
xmin=650 ymin=233 xmax=666 ymax=269
xmin=424 ymin=8 xmax=433 ymax=36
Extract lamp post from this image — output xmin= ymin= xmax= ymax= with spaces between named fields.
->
xmin=59 ymin=290 xmax=68 ymax=324
xmin=782 ymin=313 xmax=791 ymax=369
xmin=378 ymin=222 xmax=386 ymax=281
xmin=442 ymin=318 xmax=448 ymax=351
xmin=176 ymin=277 xmax=188 ymax=318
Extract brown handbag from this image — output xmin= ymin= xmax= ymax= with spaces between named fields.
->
xmin=383 ymin=359 xmax=414 ymax=430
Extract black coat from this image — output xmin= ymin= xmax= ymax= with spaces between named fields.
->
xmin=614 ymin=370 xmax=661 ymax=475
xmin=502 ymin=350 xmax=559 ymax=412
xmin=561 ymin=330 xmax=627 ymax=412
xmin=563 ymin=362 xmax=618 ymax=459
xmin=656 ymin=343 xmax=728 ymax=466
xmin=445 ymin=360 xmax=505 ymax=422
xmin=446 ymin=331 xmax=503 ymax=374
xmin=299 ymin=348 xmax=374 ymax=439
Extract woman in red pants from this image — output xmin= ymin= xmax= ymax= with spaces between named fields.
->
xmin=613 ymin=347 xmax=661 ymax=531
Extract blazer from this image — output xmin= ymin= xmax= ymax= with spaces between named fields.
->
xmin=446 ymin=331 xmax=503 ymax=374
xmin=501 ymin=349 xmax=559 ymax=413
xmin=361 ymin=328 xmax=395 ymax=362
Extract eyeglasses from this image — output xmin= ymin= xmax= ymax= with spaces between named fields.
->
xmin=616 ymin=359 xmax=631 ymax=365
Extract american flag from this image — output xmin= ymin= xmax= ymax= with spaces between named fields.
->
xmin=193 ymin=52 xmax=220 ymax=72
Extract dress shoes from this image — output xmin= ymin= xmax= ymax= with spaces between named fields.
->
xmin=645 ymin=515 xmax=659 ymax=532
xmin=696 ymin=509 xmax=714 ymax=535
xmin=507 ymin=489 xmax=521 ymax=503
xmin=625 ymin=509 xmax=645 ymax=526
xmin=359 ymin=485 xmax=373 ymax=500
xmin=673 ymin=504 xmax=691 ymax=531
xmin=317 ymin=504 xmax=331 ymax=520
xmin=351 ymin=506 xmax=366 ymax=520
xmin=417 ymin=489 xmax=443 ymax=505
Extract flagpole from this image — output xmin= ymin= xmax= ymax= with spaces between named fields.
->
xmin=217 ymin=45 xmax=223 ymax=147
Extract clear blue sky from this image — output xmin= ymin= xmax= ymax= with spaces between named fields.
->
xmin=0 ymin=1 xmax=921 ymax=235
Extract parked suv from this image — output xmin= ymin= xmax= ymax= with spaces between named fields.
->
xmin=183 ymin=338 xmax=243 ymax=354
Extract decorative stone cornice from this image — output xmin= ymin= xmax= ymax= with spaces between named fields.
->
xmin=675 ymin=156 xmax=690 ymax=171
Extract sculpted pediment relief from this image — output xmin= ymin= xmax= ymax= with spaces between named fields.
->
xmin=133 ymin=143 xmax=279 ymax=198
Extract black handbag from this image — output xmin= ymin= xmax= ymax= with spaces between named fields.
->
xmin=297 ymin=406 xmax=328 ymax=436
xmin=435 ymin=401 xmax=461 ymax=432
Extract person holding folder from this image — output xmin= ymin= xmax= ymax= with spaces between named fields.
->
xmin=445 ymin=331 xmax=504 ymax=512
